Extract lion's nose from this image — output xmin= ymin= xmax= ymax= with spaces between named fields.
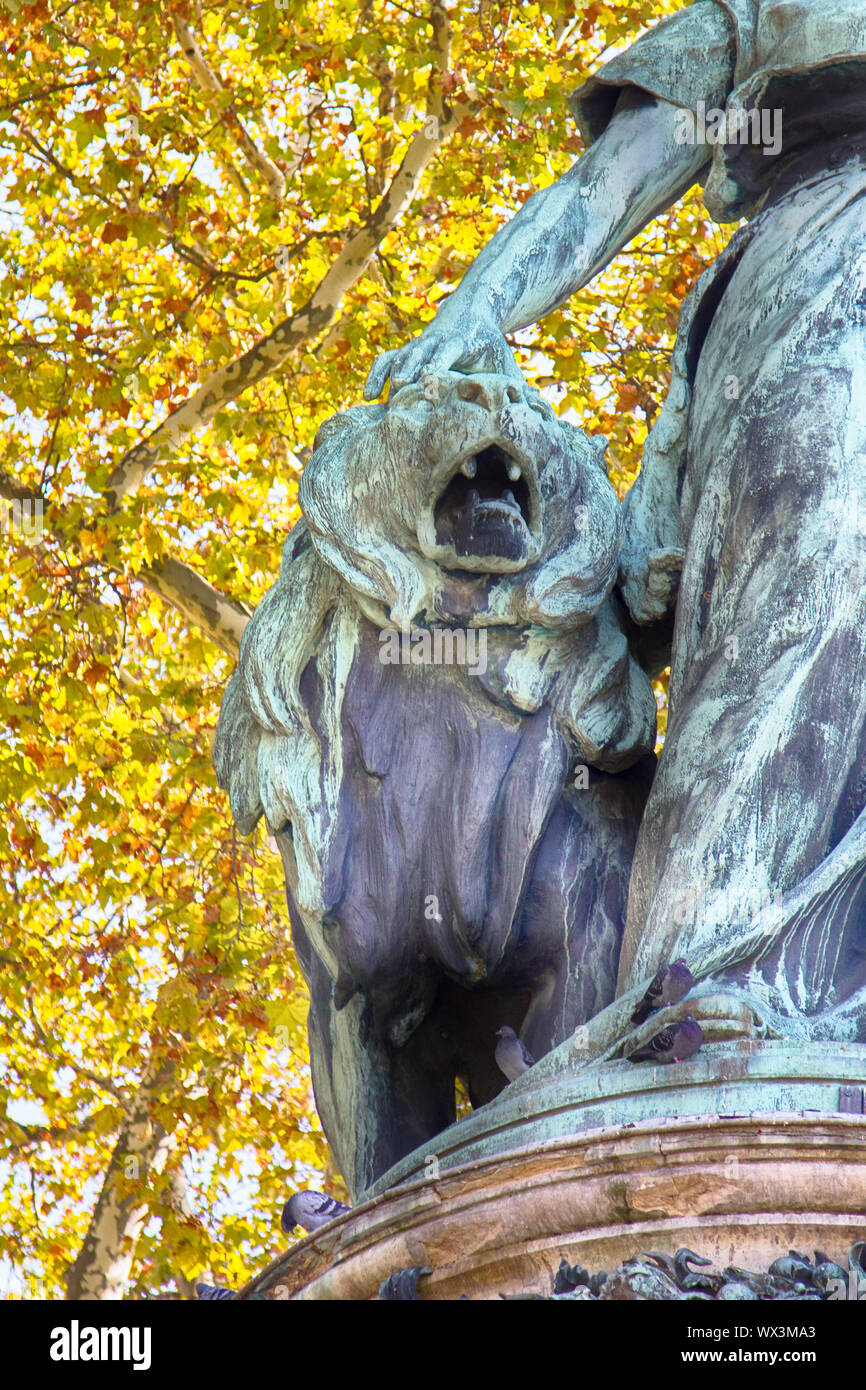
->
xmin=454 ymin=375 xmax=522 ymax=413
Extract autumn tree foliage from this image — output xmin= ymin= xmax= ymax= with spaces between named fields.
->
xmin=0 ymin=0 xmax=728 ymax=1298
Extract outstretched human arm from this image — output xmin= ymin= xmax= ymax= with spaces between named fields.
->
xmin=365 ymin=89 xmax=708 ymax=397
xmin=365 ymin=0 xmax=740 ymax=395
xmin=365 ymin=0 xmax=741 ymax=623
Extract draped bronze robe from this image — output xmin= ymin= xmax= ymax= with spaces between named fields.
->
xmin=571 ymin=0 xmax=866 ymax=1039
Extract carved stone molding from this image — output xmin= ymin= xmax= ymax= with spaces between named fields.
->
xmin=241 ymin=1087 xmax=866 ymax=1299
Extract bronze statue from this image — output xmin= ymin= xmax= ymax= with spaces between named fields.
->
xmin=365 ymin=0 xmax=866 ymax=1044
xmin=215 ymin=372 xmax=655 ymax=1193
xmin=216 ymin=0 xmax=866 ymax=1196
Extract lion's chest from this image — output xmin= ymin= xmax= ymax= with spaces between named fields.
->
xmin=323 ymin=618 xmax=570 ymax=995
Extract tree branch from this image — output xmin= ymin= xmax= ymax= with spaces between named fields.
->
xmin=22 ymin=1004 xmax=128 ymax=1103
xmin=63 ymin=1060 xmax=176 ymax=1300
xmin=139 ymin=556 xmax=248 ymax=657
xmin=107 ymin=2 xmax=470 ymax=505
xmin=0 ymin=469 xmax=248 ymax=656
xmin=171 ymin=11 xmax=286 ymax=205
xmin=4 ymin=1112 xmax=114 ymax=1154
xmin=17 ymin=117 xmax=240 ymax=300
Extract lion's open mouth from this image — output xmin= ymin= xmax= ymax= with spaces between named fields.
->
xmin=433 ymin=444 xmax=534 ymax=565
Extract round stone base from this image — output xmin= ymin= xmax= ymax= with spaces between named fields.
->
xmin=372 ymin=1037 xmax=866 ymax=1192
xmin=243 ymin=1106 xmax=866 ymax=1300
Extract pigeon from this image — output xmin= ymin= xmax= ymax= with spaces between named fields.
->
xmin=553 ymin=1258 xmax=591 ymax=1295
xmin=281 ymin=1189 xmax=351 ymax=1234
xmin=812 ymin=1253 xmax=848 ymax=1293
xmin=768 ymin=1251 xmax=816 ymax=1284
xmin=195 ymin=1283 xmax=236 ymax=1300
xmin=378 ymin=1266 xmax=432 ymax=1300
xmin=494 ymin=1025 xmax=535 ymax=1082
xmin=645 ymin=1249 xmax=713 ymax=1293
xmin=630 ymin=959 xmax=693 ymax=1025
xmin=626 ymin=1012 xmax=703 ymax=1064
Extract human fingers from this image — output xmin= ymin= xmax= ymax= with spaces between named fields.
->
xmin=646 ymin=546 xmax=685 ymax=573
xmin=364 ymin=349 xmax=397 ymax=400
xmin=388 ymin=332 xmax=459 ymax=390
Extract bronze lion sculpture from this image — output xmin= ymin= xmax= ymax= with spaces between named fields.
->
xmin=214 ymin=370 xmax=657 ymax=1196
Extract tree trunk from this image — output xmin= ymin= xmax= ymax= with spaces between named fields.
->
xmin=64 ymin=1070 xmax=174 ymax=1301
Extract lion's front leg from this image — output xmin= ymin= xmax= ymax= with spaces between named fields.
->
xmin=513 ymin=758 xmax=655 ymax=1060
xmin=301 ymin=957 xmax=457 ymax=1198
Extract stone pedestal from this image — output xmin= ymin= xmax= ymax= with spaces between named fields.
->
xmin=242 ymin=1041 xmax=866 ymax=1300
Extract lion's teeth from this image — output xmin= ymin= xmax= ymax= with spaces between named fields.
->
xmin=502 ymin=489 xmax=516 ymax=507
xmin=507 ymin=461 xmax=521 ymax=482
xmin=468 ymin=487 xmax=480 ymax=506
xmin=460 ymin=457 xmax=477 ymax=478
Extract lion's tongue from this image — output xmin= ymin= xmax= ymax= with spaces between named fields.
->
xmin=452 ymin=488 xmax=529 ymax=562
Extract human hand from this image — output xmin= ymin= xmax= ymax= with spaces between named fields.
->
xmin=364 ymin=308 xmax=523 ymax=400
xmin=620 ymin=545 xmax=685 ymax=625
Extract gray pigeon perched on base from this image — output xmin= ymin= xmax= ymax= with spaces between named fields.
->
xmin=627 ymin=1012 xmax=703 ymax=1064
xmin=495 ymin=1025 xmax=535 ymax=1082
xmin=630 ymin=959 xmax=693 ymax=1024
xmin=281 ymin=1189 xmax=351 ymax=1234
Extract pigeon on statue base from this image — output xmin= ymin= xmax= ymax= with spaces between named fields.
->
xmin=626 ymin=1012 xmax=703 ymax=1064
xmin=494 ymin=1026 xmax=536 ymax=1082
xmin=281 ymin=1190 xmax=351 ymax=1235
xmin=630 ymin=959 xmax=694 ymax=1024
